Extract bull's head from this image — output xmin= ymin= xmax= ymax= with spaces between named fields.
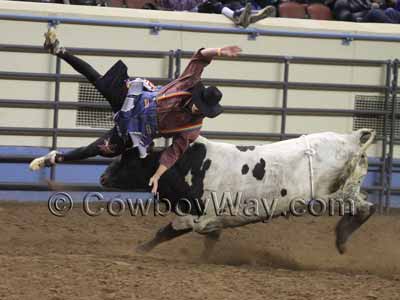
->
xmin=100 ymin=148 xmax=160 ymax=190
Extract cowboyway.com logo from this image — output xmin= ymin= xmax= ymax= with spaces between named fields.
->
xmin=48 ymin=191 xmax=357 ymax=219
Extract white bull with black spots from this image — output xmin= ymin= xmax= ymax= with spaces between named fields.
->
xmin=101 ymin=129 xmax=376 ymax=258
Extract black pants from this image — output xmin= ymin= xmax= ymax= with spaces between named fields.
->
xmin=56 ymin=51 xmax=128 ymax=163
xmin=58 ymin=51 xmax=129 ymax=112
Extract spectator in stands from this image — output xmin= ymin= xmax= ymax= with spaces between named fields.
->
xmin=16 ymin=0 xmax=64 ymax=3
xmin=69 ymin=0 xmax=98 ymax=4
xmin=144 ymin=1 xmax=276 ymax=27
xmin=384 ymin=0 xmax=400 ymax=22
xmin=150 ymin=0 xmax=204 ymax=10
xmin=68 ymin=0 xmax=106 ymax=4
xmin=196 ymin=1 xmax=276 ymax=27
xmin=333 ymin=0 xmax=398 ymax=22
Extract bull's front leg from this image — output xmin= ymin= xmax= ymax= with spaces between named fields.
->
xmin=335 ymin=196 xmax=376 ymax=254
xmin=332 ymin=150 xmax=376 ymax=254
xmin=136 ymin=222 xmax=191 ymax=254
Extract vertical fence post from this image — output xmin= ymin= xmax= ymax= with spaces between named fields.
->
xmin=161 ymin=48 xmax=182 ymax=148
xmin=163 ymin=50 xmax=175 ymax=149
xmin=379 ymin=60 xmax=391 ymax=213
xmin=50 ymin=56 xmax=61 ymax=181
xmin=386 ymin=59 xmax=399 ymax=213
xmin=167 ymin=50 xmax=174 ymax=80
xmin=174 ymin=49 xmax=181 ymax=79
xmin=280 ymin=58 xmax=290 ymax=140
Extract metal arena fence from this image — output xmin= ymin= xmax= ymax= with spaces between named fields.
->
xmin=0 ymin=15 xmax=398 ymax=213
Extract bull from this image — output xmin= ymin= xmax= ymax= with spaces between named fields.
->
xmin=100 ymin=129 xmax=376 ymax=258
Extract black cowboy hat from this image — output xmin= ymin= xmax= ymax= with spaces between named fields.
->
xmin=191 ymin=81 xmax=223 ymax=118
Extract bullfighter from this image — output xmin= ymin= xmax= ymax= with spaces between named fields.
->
xmin=29 ymin=27 xmax=242 ymax=193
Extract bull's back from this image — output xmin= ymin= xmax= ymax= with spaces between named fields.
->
xmin=193 ymin=132 xmax=362 ymax=200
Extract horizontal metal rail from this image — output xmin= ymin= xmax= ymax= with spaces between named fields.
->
xmin=0 ymin=155 xmax=112 ymax=165
xmin=1 ymin=13 xmax=400 ymax=43
xmin=2 ymin=154 xmax=397 ymax=169
xmin=180 ymin=51 xmax=389 ymax=66
xmin=364 ymin=187 xmax=400 ymax=194
xmin=5 ymin=127 xmax=387 ymax=146
xmin=0 ymin=147 xmax=167 ymax=165
xmin=0 ymin=126 xmax=296 ymax=141
xmin=202 ymin=78 xmax=386 ymax=92
xmin=1 ymin=100 xmax=398 ymax=118
xmin=0 ymin=127 xmax=107 ymax=138
xmin=0 ymin=70 xmax=386 ymax=93
xmin=1 ymin=44 xmax=389 ymax=67
xmin=0 ymin=182 xmax=147 ymax=192
xmin=223 ymin=106 xmax=396 ymax=117
xmin=0 ymin=71 xmax=170 ymax=85
xmin=0 ymin=44 xmax=172 ymax=58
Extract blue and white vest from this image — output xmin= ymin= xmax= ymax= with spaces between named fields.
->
xmin=114 ymin=78 xmax=161 ymax=158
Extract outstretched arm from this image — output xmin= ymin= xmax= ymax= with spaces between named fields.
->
xmin=175 ymin=46 xmax=242 ymax=83
xmin=148 ymin=130 xmax=199 ymax=193
xmin=148 ymin=164 xmax=168 ymax=194
xmin=200 ymin=46 xmax=242 ymax=58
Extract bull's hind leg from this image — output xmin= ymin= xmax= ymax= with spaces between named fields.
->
xmin=201 ymin=230 xmax=222 ymax=260
xmin=136 ymin=223 xmax=191 ymax=254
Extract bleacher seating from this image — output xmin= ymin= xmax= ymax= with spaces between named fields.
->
xmin=278 ymin=2 xmax=307 ymax=19
xmin=307 ymin=3 xmax=333 ymax=20
xmin=125 ymin=0 xmax=149 ymax=9
xmin=106 ymin=0 xmax=125 ymax=7
xmin=105 ymin=0 xmax=157 ymax=9
xmin=11 ymin=0 xmax=400 ymax=23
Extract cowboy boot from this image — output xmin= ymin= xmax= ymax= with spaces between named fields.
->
xmin=43 ymin=26 xmax=65 ymax=55
xmin=29 ymin=150 xmax=61 ymax=171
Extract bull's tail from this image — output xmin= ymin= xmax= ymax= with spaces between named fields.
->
xmin=356 ymin=128 xmax=376 ymax=152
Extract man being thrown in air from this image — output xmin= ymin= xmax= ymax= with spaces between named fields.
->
xmin=29 ymin=27 xmax=242 ymax=193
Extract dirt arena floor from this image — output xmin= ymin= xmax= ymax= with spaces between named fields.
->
xmin=0 ymin=201 xmax=399 ymax=300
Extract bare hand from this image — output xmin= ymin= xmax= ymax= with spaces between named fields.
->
xmin=220 ymin=45 xmax=242 ymax=57
xmin=148 ymin=175 xmax=159 ymax=194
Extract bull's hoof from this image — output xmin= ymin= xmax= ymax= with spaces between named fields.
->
xmin=336 ymin=240 xmax=346 ymax=255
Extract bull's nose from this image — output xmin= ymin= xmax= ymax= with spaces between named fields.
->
xmin=100 ymin=174 xmax=109 ymax=187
